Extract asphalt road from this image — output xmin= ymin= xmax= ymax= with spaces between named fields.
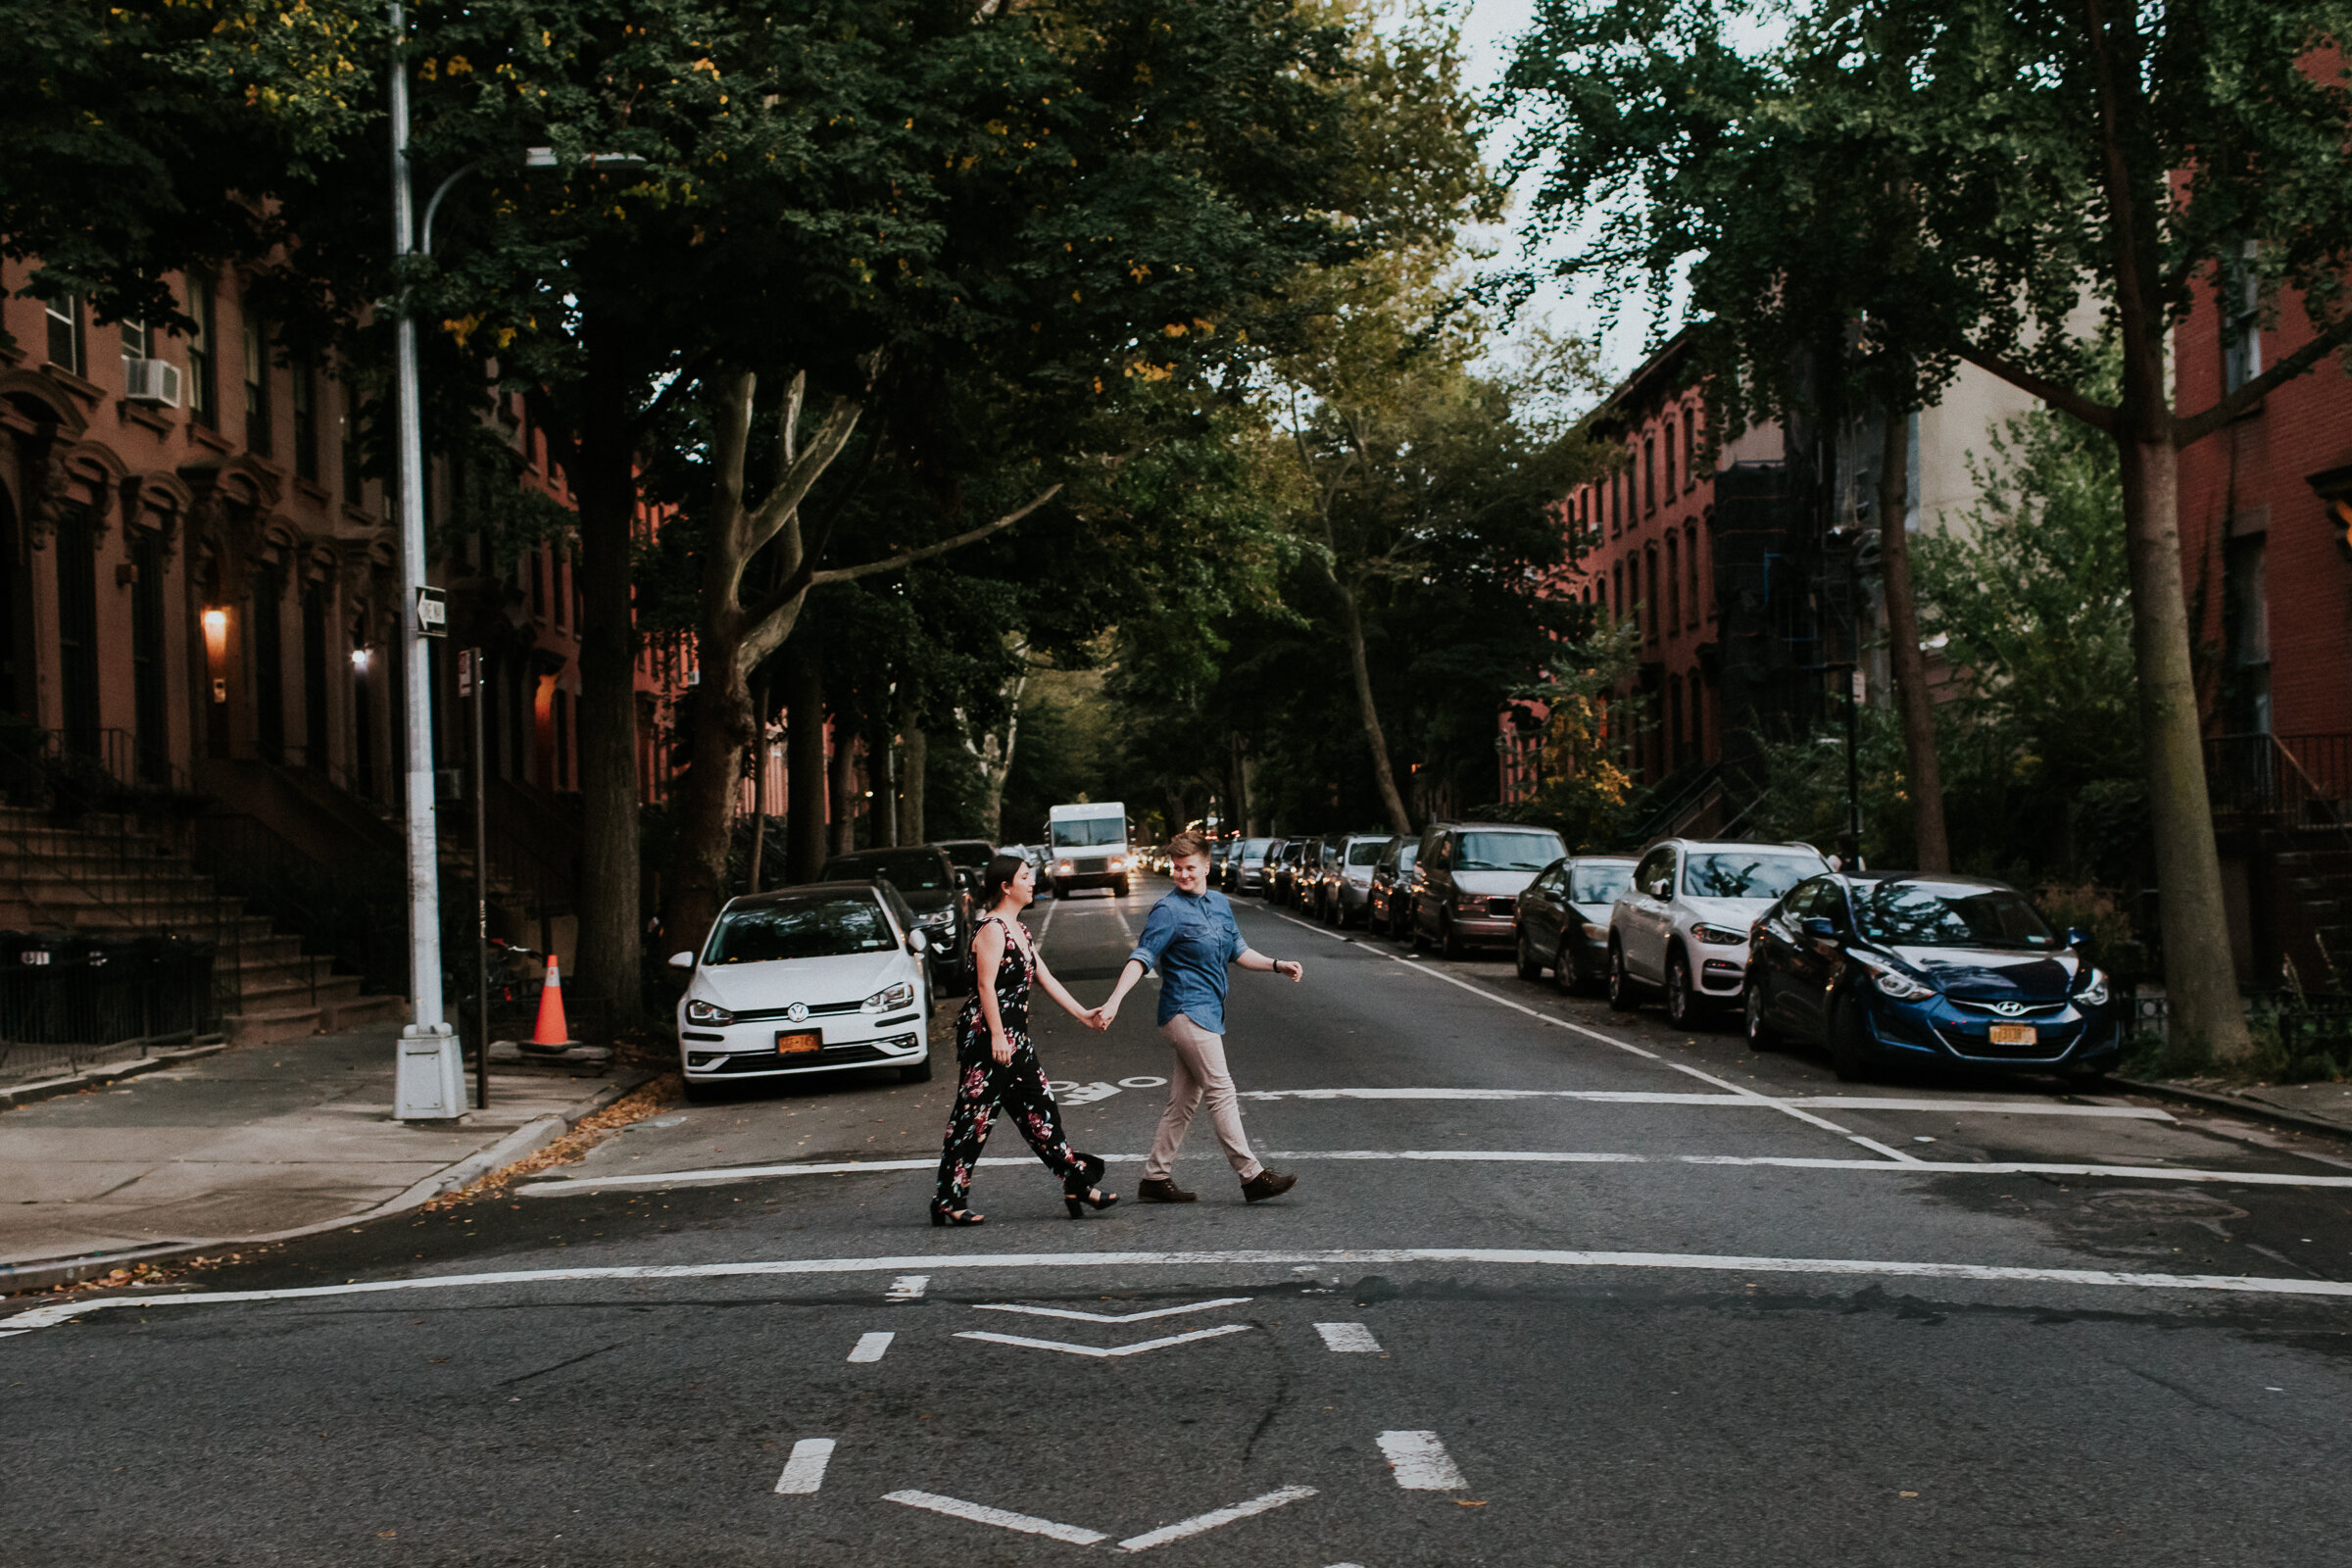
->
xmin=10 ymin=877 xmax=2352 ymax=1567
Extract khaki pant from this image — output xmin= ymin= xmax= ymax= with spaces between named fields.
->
xmin=1146 ymin=1012 xmax=1263 ymax=1184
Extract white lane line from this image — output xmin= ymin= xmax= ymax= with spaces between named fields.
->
xmin=1241 ymin=1088 xmax=2171 ymax=1119
xmin=1368 ymin=947 xmax=1921 ymax=1161
xmin=517 ymin=1148 xmax=2352 ymax=1196
xmin=1037 ymin=897 xmax=1061 ymax=948
xmin=954 ymin=1323 xmax=1253 ymax=1358
xmin=1270 ymin=909 xmax=1352 ymax=944
xmin=1378 ymin=1430 xmax=1466 ymax=1491
xmin=19 ymin=1248 xmax=2352 ymax=1339
xmin=975 ymin=1297 xmax=1251 ymax=1324
xmin=848 ymin=1332 xmax=894 ymax=1363
xmin=882 ymin=1489 xmax=1109 ymax=1545
xmin=774 ymin=1438 xmax=835 ymax=1494
xmin=1115 ymin=1485 xmax=1318 ymax=1552
xmin=886 ymin=1275 xmax=929 ymax=1301
xmin=1315 ymin=1322 xmax=1384 ymax=1353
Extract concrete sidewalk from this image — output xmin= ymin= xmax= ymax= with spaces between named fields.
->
xmin=0 ymin=1021 xmax=639 ymax=1292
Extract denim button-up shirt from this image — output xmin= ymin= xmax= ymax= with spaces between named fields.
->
xmin=1127 ymin=889 xmax=1246 ymax=1034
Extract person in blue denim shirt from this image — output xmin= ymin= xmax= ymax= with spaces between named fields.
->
xmin=1098 ymin=829 xmax=1302 ymax=1204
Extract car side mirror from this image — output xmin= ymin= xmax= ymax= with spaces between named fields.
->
xmin=667 ymin=951 xmax=695 ymax=971
xmin=2065 ymin=925 xmax=2092 ymax=950
xmin=1800 ymin=916 xmax=1837 ymax=941
xmin=907 ymin=929 xmax=931 ymax=955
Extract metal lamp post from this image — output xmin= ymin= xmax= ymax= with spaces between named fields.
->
xmin=387 ymin=0 xmax=462 ymax=1121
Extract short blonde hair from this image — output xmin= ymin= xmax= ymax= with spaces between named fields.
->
xmin=1166 ymin=830 xmax=1212 ymax=861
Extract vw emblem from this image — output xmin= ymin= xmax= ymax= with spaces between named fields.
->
xmin=786 ymin=1003 xmax=808 ymax=1023
xmin=1992 ymin=1001 xmax=2027 ymax=1017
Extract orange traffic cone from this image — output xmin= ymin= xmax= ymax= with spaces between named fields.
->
xmin=530 ymin=955 xmax=576 ymax=1049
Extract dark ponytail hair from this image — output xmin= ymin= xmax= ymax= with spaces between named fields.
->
xmin=978 ymin=852 xmax=1029 ymax=913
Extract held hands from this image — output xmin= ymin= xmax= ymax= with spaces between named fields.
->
xmin=1086 ymin=1001 xmax=1119 ymax=1031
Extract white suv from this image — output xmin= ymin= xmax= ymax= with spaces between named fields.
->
xmin=1607 ymin=839 xmax=1829 ymax=1026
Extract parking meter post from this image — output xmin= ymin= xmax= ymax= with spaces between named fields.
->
xmin=468 ymin=647 xmax=490 ymax=1111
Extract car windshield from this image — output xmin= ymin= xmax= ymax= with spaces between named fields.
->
xmin=706 ymin=897 xmax=896 ymax=963
xmin=1396 ymin=843 xmax=1418 ymax=871
xmin=1854 ymin=882 xmax=2059 ymax=950
xmin=1052 ymin=816 xmax=1124 ymax=848
xmin=1454 ymin=831 xmax=1564 ymax=871
xmin=826 ymin=850 xmax=951 ymax=892
xmin=1244 ymin=839 xmax=1273 ymax=857
xmin=1348 ymin=840 xmax=1387 ymax=865
xmin=1681 ymin=853 xmax=1820 ymax=901
xmin=1571 ymin=863 xmax=1634 ymax=905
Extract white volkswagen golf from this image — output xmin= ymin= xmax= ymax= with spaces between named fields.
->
xmin=671 ymin=881 xmax=935 ymax=1101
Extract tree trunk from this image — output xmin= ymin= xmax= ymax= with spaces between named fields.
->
xmin=660 ymin=633 xmax=754 ymax=958
xmin=2082 ymin=0 xmax=2250 ymax=1060
xmin=2120 ymin=426 xmax=2249 ymax=1055
xmin=1336 ymin=578 xmax=1413 ymax=834
xmin=828 ymin=717 xmax=858 ymax=856
xmin=745 ymin=680 xmax=770 ymax=895
xmin=570 ymin=320 xmax=643 ymax=1021
xmin=1877 ymin=409 xmax=1949 ymax=872
xmin=899 ymin=712 xmax=927 ymax=846
xmin=875 ymin=708 xmax=899 ymax=848
xmin=783 ymin=638 xmax=828 ymax=883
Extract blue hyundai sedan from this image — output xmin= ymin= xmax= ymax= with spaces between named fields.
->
xmin=1743 ymin=872 xmax=2122 ymax=1082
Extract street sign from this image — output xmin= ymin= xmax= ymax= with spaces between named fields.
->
xmin=1851 ymin=669 xmax=1867 ymax=703
xmin=416 ymin=585 xmax=448 ymax=637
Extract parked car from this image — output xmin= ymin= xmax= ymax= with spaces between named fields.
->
xmin=932 ymin=838 xmax=998 ymax=897
xmin=670 ymin=881 xmax=934 ymax=1100
xmin=1316 ymin=833 xmax=1393 ymax=927
xmin=1272 ymin=837 xmax=1313 ymax=906
xmin=1367 ymin=837 xmax=1420 ymax=936
xmin=1514 ymin=855 xmax=1639 ymax=992
xmin=1234 ymin=837 xmax=1277 ymax=897
xmin=1215 ymin=836 xmax=1247 ymax=891
xmin=1608 ymin=839 xmax=1830 ymax=1025
xmin=1410 ymin=822 xmax=1569 ymax=958
xmin=823 ymin=844 xmax=972 ymax=994
xmin=1745 ymin=872 xmax=2122 ymax=1082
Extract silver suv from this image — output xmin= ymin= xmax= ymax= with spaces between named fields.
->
xmin=1608 ymin=839 xmax=1830 ymax=1026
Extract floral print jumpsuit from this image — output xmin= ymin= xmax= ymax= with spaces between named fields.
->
xmin=930 ymin=915 xmax=1091 ymax=1216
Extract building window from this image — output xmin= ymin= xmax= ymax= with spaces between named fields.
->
xmin=2223 ymin=241 xmax=2262 ymax=395
xmin=1665 ymin=531 xmax=1681 ymax=632
xmin=1643 ymin=439 xmax=1657 ymax=514
xmin=532 ymin=548 xmax=548 ymax=621
xmin=121 ymin=318 xmax=150 ymax=363
xmin=1683 ymin=409 xmax=1696 ymax=490
xmin=243 ymin=312 xmax=272 ymax=455
xmin=553 ymin=554 xmax=568 ymax=630
xmin=555 ymin=687 xmax=572 ymax=788
xmin=2225 ymin=532 xmax=2271 ymax=733
xmin=1664 ymin=426 xmax=1676 ymax=496
xmin=1686 ymin=522 xmax=1700 ymax=628
xmin=44 ymin=295 xmax=82 ymax=375
xmin=187 ymin=278 xmax=219 ymax=430
xmin=1644 ymin=550 xmax=1659 ymax=644
xmin=291 ymin=354 xmax=320 ymax=482
xmin=1612 ymin=563 xmax=1625 ymax=624
xmin=341 ymin=386 xmax=366 ymax=505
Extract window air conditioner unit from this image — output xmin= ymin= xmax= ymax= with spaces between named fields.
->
xmin=123 ymin=358 xmax=182 ymax=408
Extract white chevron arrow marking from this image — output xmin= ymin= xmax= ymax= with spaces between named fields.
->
xmin=955 ymin=1323 xmax=1252 ymax=1358
xmin=973 ymin=1296 xmax=1252 ymax=1324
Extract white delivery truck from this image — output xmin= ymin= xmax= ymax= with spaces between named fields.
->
xmin=1046 ymin=801 xmax=1132 ymax=898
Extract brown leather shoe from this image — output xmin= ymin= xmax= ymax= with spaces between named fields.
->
xmin=1241 ymin=1169 xmax=1298 ymax=1203
xmin=1137 ymin=1177 xmax=1198 ymax=1203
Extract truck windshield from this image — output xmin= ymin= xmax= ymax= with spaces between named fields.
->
xmin=1053 ymin=817 xmax=1125 ymax=849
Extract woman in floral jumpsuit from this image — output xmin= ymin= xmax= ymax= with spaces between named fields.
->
xmin=930 ymin=853 xmax=1118 ymax=1225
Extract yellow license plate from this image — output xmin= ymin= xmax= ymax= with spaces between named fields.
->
xmin=1987 ymin=1024 xmax=2038 ymax=1046
xmin=776 ymin=1030 xmax=822 ymax=1055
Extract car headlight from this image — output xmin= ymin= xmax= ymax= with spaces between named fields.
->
xmin=1872 ymin=969 xmax=1936 ymax=1001
xmin=915 ymin=907 xmax=955 ymax=927
xmin=863 ymin=980 xmax=916 ymax=1013
xmin=2077 ymin=967 xmax=2111 ymax=1006
xmin=684 ymin=999 xmax=735 ymax=1025
xmin=1108 ymin=857 xmax=1126 ymax=871
xmin=1055 ymin=859 xmax=1073 ymax=873
xmin=1690 ymin=923 xmax=1746 ymax=946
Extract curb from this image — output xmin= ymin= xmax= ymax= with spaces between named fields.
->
xmin=0 ymin=1070 xmax=654 ymax=1297
xmin=2114 ymin=1075 xmax=2352 ymax=1144
xmin=0 ymin=1040 xmax=229 ymax=1110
